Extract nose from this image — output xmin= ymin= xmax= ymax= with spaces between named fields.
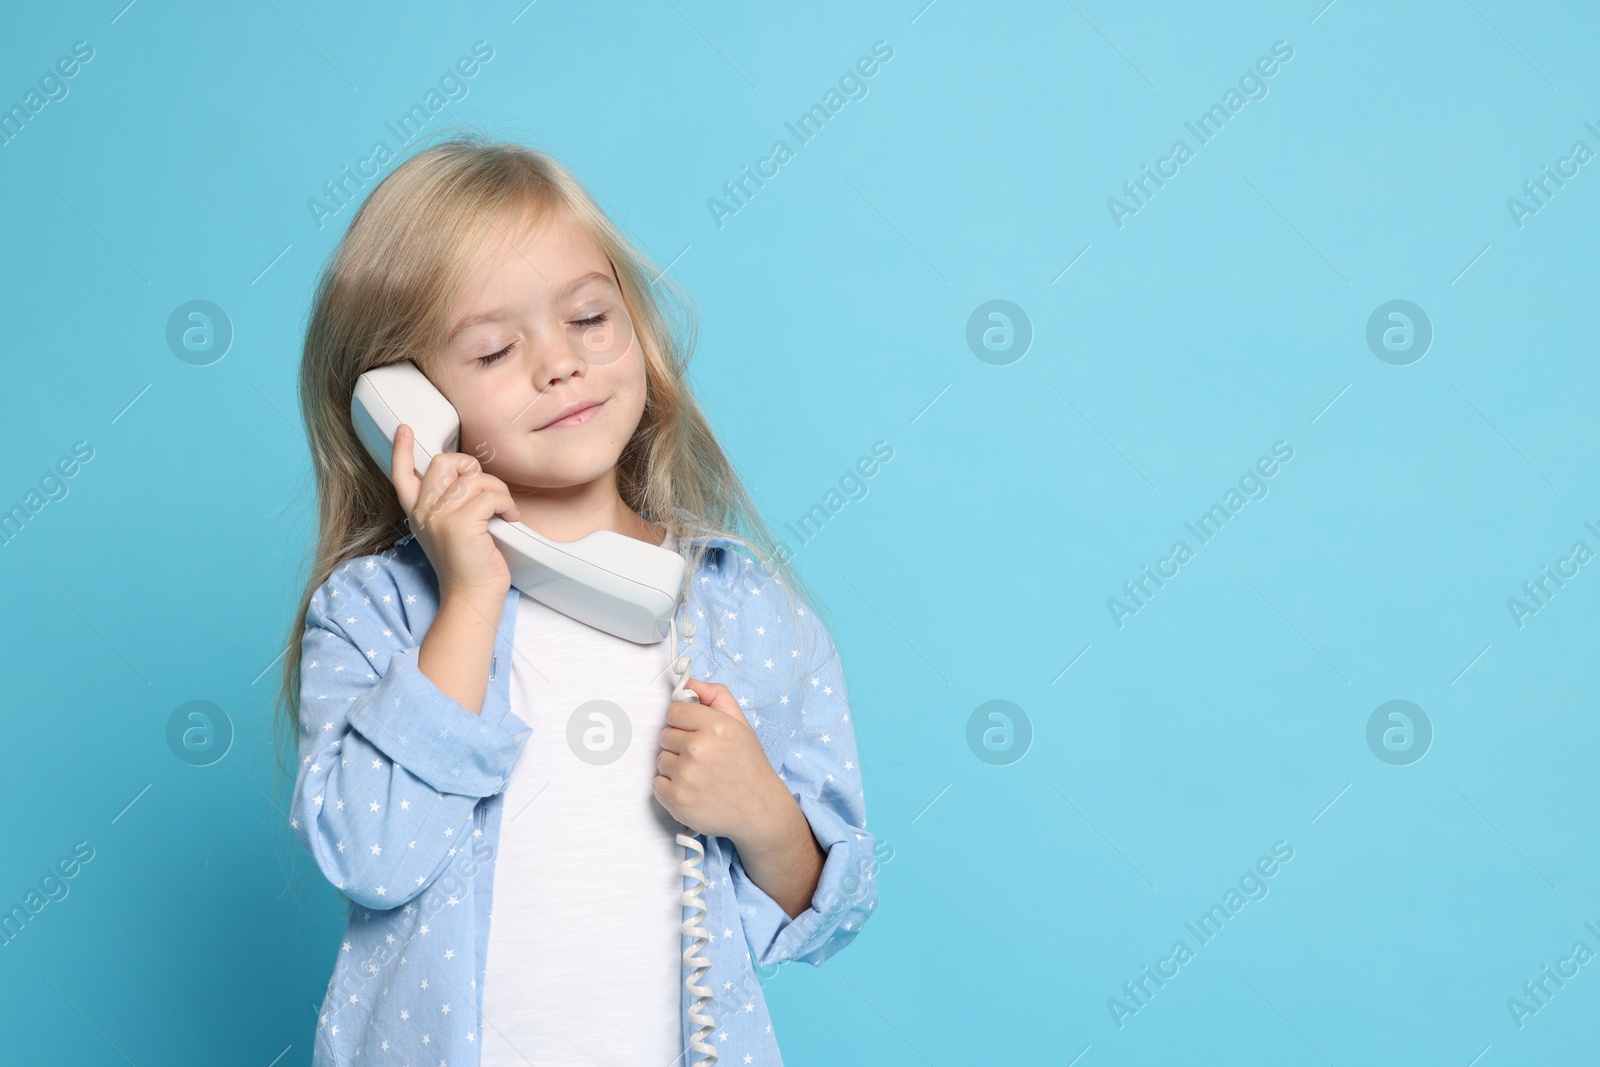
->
xmin=529 ymin=326 xmax=587 ymax=395
xmin=506 ymin=328 xmax=587 ymax=427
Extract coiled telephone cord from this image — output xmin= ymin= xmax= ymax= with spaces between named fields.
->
xmin=669 ymin=611 xmax=718 ymax=1067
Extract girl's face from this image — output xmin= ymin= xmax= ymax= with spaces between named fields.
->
xmin=429 ymin=206 xmax=647 ymax=495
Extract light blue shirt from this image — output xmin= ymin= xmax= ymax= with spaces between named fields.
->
xmin=290 ymin=515 xmax=877 ymax=1065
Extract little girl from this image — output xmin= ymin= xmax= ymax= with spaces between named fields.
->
xmin=275 ymin=133 xmax=877 ymax=1066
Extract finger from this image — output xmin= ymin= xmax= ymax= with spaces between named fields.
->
xmin=459 ymin=472 xmax=520 ymax=523
xmin=390 ymin=424 xmax=420 ymax=513
xmin=440 ymin=478 xmax=519 ymax=527
xmin=415 ymin=454 xmax=479 ymax=526
xmin=421 ymin=453 xmax=480 ymax=499
xmin=683 ymin=678 xmax=741 ymax=717
xmin=664 ymin=699 xmax=714 ymax=730
xmin=658 ymin=725 xmax=692 ymax=754
xmin=489 ymin=476 xmax=521 ymax=523
xmin=488 ymin=487 xmax=520 ymax=524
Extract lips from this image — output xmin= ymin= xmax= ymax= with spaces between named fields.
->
xmin=535 ymin=398 xmax=604 ymax=430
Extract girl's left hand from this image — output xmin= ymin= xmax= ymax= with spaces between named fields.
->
xmin=654 ymin=678 xmax=783 ymax=840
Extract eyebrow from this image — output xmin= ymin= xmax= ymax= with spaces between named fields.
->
xmin=445 ymin=269 xmax=616 ymax=347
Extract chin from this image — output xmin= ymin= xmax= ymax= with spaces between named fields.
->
xmin=502 ymin=455 xmax=622 ymax=490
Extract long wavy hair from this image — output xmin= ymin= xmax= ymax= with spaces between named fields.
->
xmin=272 ymin=130 xmax=825 ymax=785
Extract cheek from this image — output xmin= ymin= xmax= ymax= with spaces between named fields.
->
xmin=613 ymin=368 xmax=650 ymax=430
xmin=456 ymin=388 xmax=529 ymax=459
xmin=614 ymin=352 xmax=650 ymax=405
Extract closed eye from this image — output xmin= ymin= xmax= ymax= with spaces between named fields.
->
xmin=477 ymin=314 xmax=606 ymax=366
xmin=477 ymin=341 xmax=516 ymax=367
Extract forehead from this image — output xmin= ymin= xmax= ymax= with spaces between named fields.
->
xmin=464 ymin=204 xmax=605 ymax=283
xmin=440 ymin=208 xmax=618 ymax=350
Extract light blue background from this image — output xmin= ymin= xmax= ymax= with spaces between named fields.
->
xmin=2 ymin=1 xmax=1597 ymax=1063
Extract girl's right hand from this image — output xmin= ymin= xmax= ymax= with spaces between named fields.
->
xmin=390 ymin=423 xmax=522 ymax=603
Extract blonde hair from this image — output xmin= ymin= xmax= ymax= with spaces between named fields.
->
xmin=273 ymin=130 xmax=826 ymax=785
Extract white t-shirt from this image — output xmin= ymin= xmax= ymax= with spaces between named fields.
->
xmin=480 ymin=534 xmax=686 ymax=1065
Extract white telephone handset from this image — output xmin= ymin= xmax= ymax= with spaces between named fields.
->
xmin=350 ymin=359 xmax=719 ymax=1065
xmin=351 ymin=359 xmax=684 ymax=645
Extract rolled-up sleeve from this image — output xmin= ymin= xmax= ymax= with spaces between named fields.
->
xmin=290 ymin=569 xmax=529 ymax=911
xmin=731 ymin=608 xmax=878 ymax=968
